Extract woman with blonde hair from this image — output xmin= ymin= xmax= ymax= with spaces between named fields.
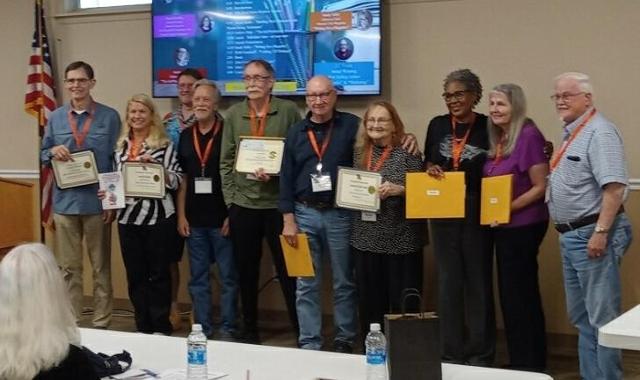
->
xmin=106 ymin=93 xmax=182 ymax=335
xmin=350 ymin=101 xmax=426 ymax=332
xmin=0 ymin=243 xmax=98 ymax=379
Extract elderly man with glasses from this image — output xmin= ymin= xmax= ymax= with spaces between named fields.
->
xmin=279 ymin=75 xmax=418 ymax=353
xmin=547 ymin=72 xmax=632 ymax=380
xmin=220 ymin=59 xmax=301 ymax=344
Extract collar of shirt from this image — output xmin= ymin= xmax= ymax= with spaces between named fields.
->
xmin=240 ymin=96 xmax=279 ymax=118
xmin=563 ymin=107 xmax=596 ymax=137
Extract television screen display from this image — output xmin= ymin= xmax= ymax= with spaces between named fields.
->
xmin=152 ymin=0 xmax=381 ymax=97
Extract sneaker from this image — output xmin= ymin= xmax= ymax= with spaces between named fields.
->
xmin=333 ymin=341 xmax=353 ymax=353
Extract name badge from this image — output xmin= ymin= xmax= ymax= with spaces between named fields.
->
xmin=310 ymin=173 xmax=332 ymax=192
xmin=361 ymin=211 xmax=377 ymax=222
xmin=194 ymin=177 xmax=212 ymax=194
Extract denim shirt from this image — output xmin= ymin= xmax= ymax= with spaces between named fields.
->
xmin=40 ymin=102 xmax=121 ymax=215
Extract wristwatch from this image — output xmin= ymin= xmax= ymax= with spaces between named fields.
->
xmin=594 ymin=224 xmax=609 ymax=234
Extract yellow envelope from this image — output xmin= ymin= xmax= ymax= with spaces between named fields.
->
xmin=279 ymin=233 xmax=315 ymax=277
xmin=405 ymin=172 xmax=466 ymax=219
xmin=480 ymin=174 xmax=513 ymax=225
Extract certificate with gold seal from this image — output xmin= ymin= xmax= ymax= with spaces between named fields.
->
xmin=335 ymin=167 xmax=381 ymax=212
xmin=122 ymin=162 xmax=166 ymax=199
xmin=234 ymin=136 xmax=285 ymax=175
xmin=51 ymin=150 xmax=99 ymax=189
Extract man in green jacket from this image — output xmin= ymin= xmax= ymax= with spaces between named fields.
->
xmin=220 ymin=59 xmax=301 ymax=343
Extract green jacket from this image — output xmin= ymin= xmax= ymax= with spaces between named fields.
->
xmin=220 ymin=96 xmax=302 ymax=209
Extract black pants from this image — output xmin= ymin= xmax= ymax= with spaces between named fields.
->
xmin=494 ymin=221 xmax=548 ymax=371
xmin=431 ymin=199 xmax=495 ymax=365
xmin=118 ymin=217 xmax=173 ymax=334
xmin=228 ymin=205 xmax=298 ymax=333
xmin=353 ymin=248 xmax=423 ymax=335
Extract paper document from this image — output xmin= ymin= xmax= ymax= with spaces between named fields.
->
xmin=405 ymin=172 xmax=466 ymax=218
xmin=279 ymin=234 xmax=315 ymax=277
xmin=480 ymin=174 xmax=513 ymax=225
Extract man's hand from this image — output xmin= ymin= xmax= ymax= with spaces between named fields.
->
xmin=102 ymin=210 xmax=115 ymax=224
xmin=50 ymin=145 xmax=73 ymax=161
xmin=587 ymin=231 xmax=608 ymax=258
xmin=254 ymin=168 xmax=271 ymax=182
xmin=401 ymin=133 xmax=420 ymax=156
xmin=221 ymin=217 xmax=230 ymax=237
xmin=282 ymin=213 xmax=299 ymax=247
xmin=177 ymin=216 xmax=190 ymax=237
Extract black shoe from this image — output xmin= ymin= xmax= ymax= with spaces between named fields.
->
xmin=333 ymin=341 xmax=353 ymax=353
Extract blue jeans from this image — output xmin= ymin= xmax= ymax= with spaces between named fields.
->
xmin=187 ymin=227 xmax=238 ymax=337
xmin=294 ymin=203 xmax=357 ymax=350
xmin=559 ymin=214 xmax=632 ymax=380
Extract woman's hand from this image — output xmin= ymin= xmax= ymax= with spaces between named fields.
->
xmin=97 ymin=189 xmax=106 ymax=200
xmin=379 ymin=181 xmax=404 ymax=200
xmin=426 ymin=164 xmax=444 ymax=179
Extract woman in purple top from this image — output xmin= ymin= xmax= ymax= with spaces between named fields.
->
xmin=484 ymin=83 xmax=549 ymax=372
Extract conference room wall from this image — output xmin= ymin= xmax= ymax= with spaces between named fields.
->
xmin=1 ymin=0 xmax=639 ymax=335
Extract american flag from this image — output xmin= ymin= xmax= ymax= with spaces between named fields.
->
xmin=25 ymin=0 xmax=57 ymax=230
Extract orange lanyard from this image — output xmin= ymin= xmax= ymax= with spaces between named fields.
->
xmin=450 ymin=114 xmax=475 ymax=170
xmin=366 ymin=145 xmax=392 ymax=172
xmin=550 ymin=108 xmax=597 ymax=171
xmin=249 ymin=101 xmax=270 ymax=137
xmin=193 ymin=119 xmax=221 ymax=176
xmin=307 ymin=122 xmax=334 ymax=165
xmin=66 ymin=103 xmax=96 ymax=148
xmin=494 ymin=133 xmax=507 ymax=164
xmin=128 ymin=138 xmax=145 ymax=161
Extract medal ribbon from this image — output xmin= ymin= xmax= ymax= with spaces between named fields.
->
xmin=450 ymin=113 xmax=475 ymax=170
xmin=550 ymin=108 xmax=597 ymax=171
xmin=249 ymin=101 xmax=270 ymax=137
xmin=193 ymin=118 xmax=221 ymax=175
xmin=366 ymin=145 xmax=392 ymax=172
xmin=66 ymin=103 xmax=96 ymax=148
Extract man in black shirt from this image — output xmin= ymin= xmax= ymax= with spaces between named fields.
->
xmin=177 ymin=79 xmax=238 ymax=339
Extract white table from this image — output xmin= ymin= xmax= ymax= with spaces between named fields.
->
xmin=80 ymin=328 xmax=553 ymax=380
xmin=599 ymin=304 xmax=640 ymax=350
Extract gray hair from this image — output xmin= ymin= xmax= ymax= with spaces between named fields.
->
xmin=444 ymin=68 xmax=483 ymax=106
xmin=193 ymin=78 xmax=221 ymax=101
xmin=487 ymin=83 xmax=529 ymax=157
xmin=0 ymin=243 xmax=80 ymax=380
xmin=554 ymin=72 xmax=594 ymax=95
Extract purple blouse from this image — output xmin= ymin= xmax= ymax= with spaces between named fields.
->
xmin=483 ymin=123 xmax=549 ymax=228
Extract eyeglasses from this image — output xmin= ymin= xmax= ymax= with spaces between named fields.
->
xmin=64 ymin=78 xmax=91 ymax=85
xmin=550 ymin=92 xmax=585 ymax=102
xmin=366 ymin=117 xmax=392 ymax=125
xmin=442 ymin=90 xmax=470 ymax=102
xmin=305 ymin=91 xmax=334 ymax=101
xmin=178 ymin=83 xmax=195 ymax=90
xmin=243 ymin=75 xmax=272 ymax=83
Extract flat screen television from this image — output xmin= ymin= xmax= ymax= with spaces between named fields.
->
xmin=151 ymin=0 xmax=381 ymax=97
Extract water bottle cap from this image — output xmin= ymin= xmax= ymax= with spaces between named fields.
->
xmin=192 ymin=323 xmax=202 ymax=332
xmin=370 ymin=323 xmax=381 ymax=332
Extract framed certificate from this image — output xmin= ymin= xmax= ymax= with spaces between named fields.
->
xmin=122 ymin=162 xmax=166 ymax=199
xmin=335 ymin=167 xmax=381 ymax=212
xmin=234 ymin=136 xmax=285 ymax=175
xmin=51 ymin=150 xmax=99 ymax=189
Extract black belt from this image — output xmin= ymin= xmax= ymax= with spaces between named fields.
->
xmin=297 ymin=198 xmax=333 ymax=210
xmin=554 ymin=207 xmax=624 ymax=233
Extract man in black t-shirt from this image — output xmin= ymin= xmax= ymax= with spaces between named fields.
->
xmin=176 ymin=79 xmax=238 ymax=340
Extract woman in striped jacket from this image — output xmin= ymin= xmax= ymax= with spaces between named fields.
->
xmin=107 ymin=93 xmax=182 ymax=335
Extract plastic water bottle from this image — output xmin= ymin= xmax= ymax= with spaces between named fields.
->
xmin=187 ymin=323 xmax=208 ymax=380
xmin=365 ymin=323 xmax=388 ymax=380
